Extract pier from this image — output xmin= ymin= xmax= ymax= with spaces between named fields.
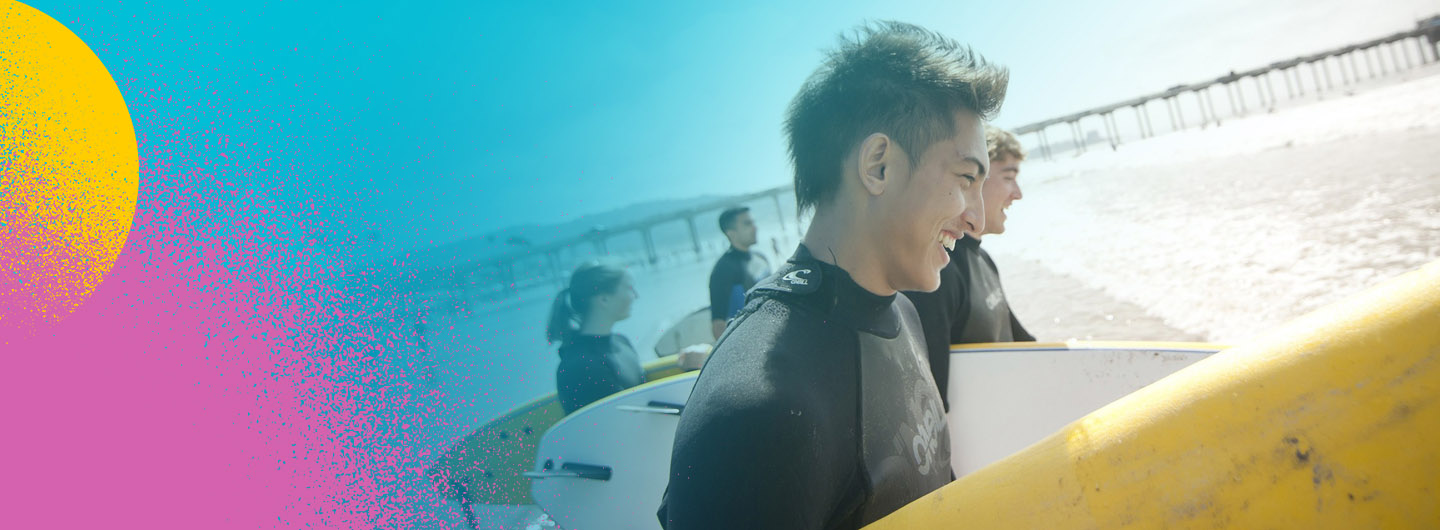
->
xmin=1017 ymin=24 xmax=1440 ymax=158
xmin=399 ymin=17 xmax=1440 ymax=307
xmin=400 ymin=185 xmax=797 ymax=306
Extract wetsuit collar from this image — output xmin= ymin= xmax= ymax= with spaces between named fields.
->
xmin=946 ymin=233 xmax=981 ymax=261
xmin=755 ymin=245 xmax=902 ymax=339
xmin=563 ymin=333 xmax=612 ymax=346
xmin=559 ymin=333 xmax=616 ymax=358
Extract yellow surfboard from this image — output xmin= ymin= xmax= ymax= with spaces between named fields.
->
xmin=866 ymin=260 xmax=1440 ymax=528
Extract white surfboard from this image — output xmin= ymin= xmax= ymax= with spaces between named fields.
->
xmin=528 ymin=372 xmax=699 ymax=530
xmin=946 ymin=341 xmax=1221 ymax=477
xmin=651 ymin=306 xmax=714 ymax=358
xmin=526 ymin=341 xmax=1220 ymax=529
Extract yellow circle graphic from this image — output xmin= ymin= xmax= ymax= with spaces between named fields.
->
xmin=1 ymin=0 xmax=138 ymax=332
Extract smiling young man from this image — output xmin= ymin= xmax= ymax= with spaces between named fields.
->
xmin=906 ymin=125 xmax=1035 ymax=411
xmin=658 ymin=22 xmax=1007 ymax=529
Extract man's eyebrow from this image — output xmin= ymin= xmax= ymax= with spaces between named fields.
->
xmin=962 ymin=156 xmax=988 ymax=177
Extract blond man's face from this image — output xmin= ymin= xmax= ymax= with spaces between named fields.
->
xmin=977 ymin=154 xmax=1022 ymax=236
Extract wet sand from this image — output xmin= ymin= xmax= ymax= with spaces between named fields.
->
xmin=988 ymin=251 xmax=1208 ymax=342
xmin=985 ymin=122 xmax=1440 ymax=343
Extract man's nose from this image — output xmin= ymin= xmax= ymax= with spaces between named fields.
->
xmin=963 ymin=198 xmax=984 ymax=234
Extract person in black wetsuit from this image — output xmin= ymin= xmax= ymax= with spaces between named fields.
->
xmin=709 ymin=206 xmax=772 ymax=339
xmin=906 ymin=125 xmax=1035 ymax=411
xmin=546 ymin=260 xmax=644 ymax=414
xmin=659 ymin=21 xmax=1007 ymax=529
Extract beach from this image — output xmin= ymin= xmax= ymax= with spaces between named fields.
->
xmin=398 ymin=63 xmax=1440 ymax=529
xmin=986 ymin=66 xmax=1440 ymax=344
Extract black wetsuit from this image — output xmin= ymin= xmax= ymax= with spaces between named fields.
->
xmin=906 ymin=235 xmax=1034 ymax=411
xmin=555 ymin=334 xmax=645 ymax=414
xmin=659 ymin=246 xmax=951 ymax=529
xmin=708 ymin=247 xmax=771 ymax=322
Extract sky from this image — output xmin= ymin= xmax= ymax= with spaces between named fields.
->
xmin=29 ymin=0 xmax=1440 ymax=259
xmin=413 ymin=0 xmax=1440 ymax=252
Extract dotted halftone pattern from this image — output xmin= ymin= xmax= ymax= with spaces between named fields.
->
xmin=2 ymin=1 xmax=476 ymax=528
xmin=0 ymin=0 xmax=137 ymax=333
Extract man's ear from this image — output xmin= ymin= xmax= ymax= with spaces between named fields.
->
xmin=857 ymin=133 xmax=891 ymax=197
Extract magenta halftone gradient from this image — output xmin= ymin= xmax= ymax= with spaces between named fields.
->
xmin=3 ymin=169 xmax=449 ymax=527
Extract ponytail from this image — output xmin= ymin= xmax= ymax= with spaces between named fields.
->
xmin=546 ymin=260 xmax=629 ymax=344
xmin=546 ymin=288 xmax=578 ymax=344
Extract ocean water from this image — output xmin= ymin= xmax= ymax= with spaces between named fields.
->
xmin=393 ymin=65 xmax=1440 ymax=528
xmin=985 ymin=66 xmax=1440 ymax=343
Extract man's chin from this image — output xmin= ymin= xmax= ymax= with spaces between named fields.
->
xmin=908 ymin=271 xmax=943 ymax=293
xmin=988 ymin=216 xmax=1005 ymax=235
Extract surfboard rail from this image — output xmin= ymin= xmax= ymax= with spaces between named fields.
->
xmin=954 ymin=340 xmax=1229 ymax=353
xmin=529 ymin=372 xmax=700 ymax=530
xmin=426 ymin=355 xmax=690 ymax=506
xmin=867 ymin=260 xmax=1440 ymax=528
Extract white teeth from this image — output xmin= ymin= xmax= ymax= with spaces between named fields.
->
xmin=939 ymin=233 xmax=956 ymax=251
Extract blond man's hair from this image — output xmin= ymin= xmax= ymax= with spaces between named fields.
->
xmin=985 ymin=125 xmax=1025 ymax=162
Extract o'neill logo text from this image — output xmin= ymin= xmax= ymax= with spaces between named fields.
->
xmin=912 ymin=403 xmax=943 ymax=475
xmin=782 ymin=269 xmax=811 ymax=286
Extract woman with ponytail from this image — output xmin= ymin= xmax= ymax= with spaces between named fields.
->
xmin=548 ymin=260 xmax=644 ymax=414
